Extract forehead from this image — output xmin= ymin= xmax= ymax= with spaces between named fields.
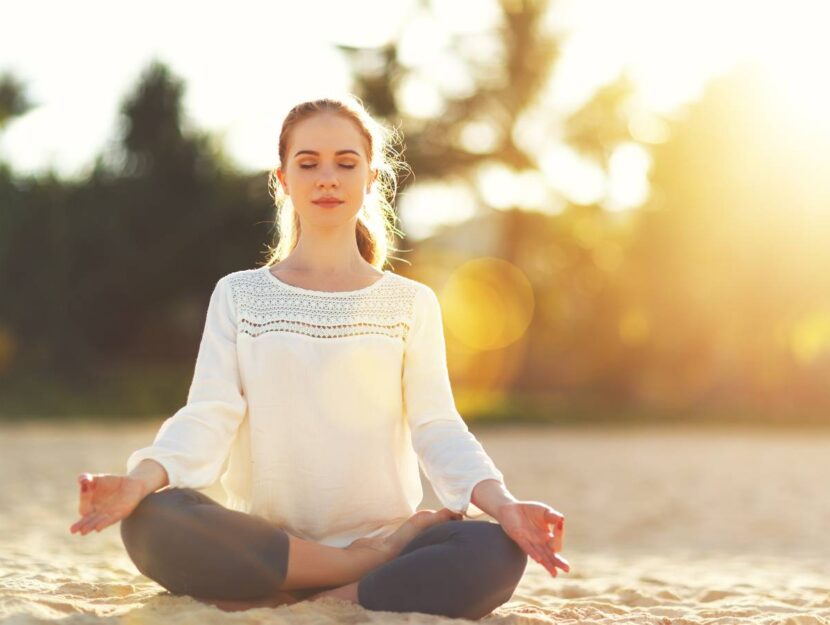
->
xmin=289 ymin=113 xmax=368 ymax=157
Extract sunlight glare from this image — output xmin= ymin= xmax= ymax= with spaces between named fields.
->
xmin=398 ymin=182 xmax=478 ymax=241
xmin=790 ymin=311 xmax=830 ymax=365
xmin=746 ymin=1 xmax=830 ymax=131
xmin=539 ymin=146 xmax=605 ymax=206
xmin=442 ymin=258 xmax=535 ymax=351
xmin=397 ymin=74 xmax=445 ymax=119
xmin=603 ymin=143 xmax=651 ymax=212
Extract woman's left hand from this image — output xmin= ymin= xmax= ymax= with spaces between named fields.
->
xmin=496 ymin=500 xmax=569 ymax=578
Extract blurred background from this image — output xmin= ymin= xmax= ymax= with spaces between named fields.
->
xmin=1 ymin=0 xmax=829 ymax=425
xmin=4 ymin=3 xmax=830 ymax=620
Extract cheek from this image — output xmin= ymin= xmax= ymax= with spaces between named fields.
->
xmin=350 ymin=169 xmax=370 ymax=187
xmin=292 ymin=172 xmax=317 ymax=189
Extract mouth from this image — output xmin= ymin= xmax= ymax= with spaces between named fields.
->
xmin=312 ymin=199 xmax=344 ymax=208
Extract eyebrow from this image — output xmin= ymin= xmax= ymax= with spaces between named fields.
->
xmin=293 ymin=149 xmax=361 ymax=158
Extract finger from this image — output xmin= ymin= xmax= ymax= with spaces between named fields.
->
xmin=78 ymin=473 xmax=95 ymax=490
xmin=71 ymin=516 xmax=91 ymax=535
xmin=546 ymin=508 xmax=564 ymax=530
xmin=544 ymin=532 xmax=570 ymax=570
xmin=78 ymin=475 xmax=95 ymax=515
xmin=545 ymin=534 xmax=570 ymax=572
xmin=70 ymin=507 xmax=93 ymax=534
xmin=77 ymin=512 xmax=106 ymax=536
xmin=537 ymin=532 xmax=567 ymax=574
xmin=550 ymin=516 xmax=565 ymax=552
xmin=552 ymin=526 xmax=564 ymax=553
xmin=553 ymin=551 xmax=571 ymax=573
xmin=92 ymin=513 xmax=114 ymax=532
xmin=73 ymin=514 xmax=96 ymax=536
xmin=535 ymin=539 xmax=562 ymax=577
xmin=524 ymin=539 xmax=557 ymax=577
xmin=517 ymin=537 xmax=540 ymax=564
xmin=83 ymin=513 xmax=110 ymax=535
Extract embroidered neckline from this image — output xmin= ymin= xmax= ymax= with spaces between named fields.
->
xmin=228 ymin=268 xmax=418 ymax=342
xmin=260 ymin=266 xmax=391 ymax=296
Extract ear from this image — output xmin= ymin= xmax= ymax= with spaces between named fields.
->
xmin=368 ymin=168 xmax=378 ymax=192
xmin=276 ymin=168 xmax=288 ymax=194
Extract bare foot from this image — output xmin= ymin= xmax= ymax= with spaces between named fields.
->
xmin=346 ymin=508 xmax=460 ymax=564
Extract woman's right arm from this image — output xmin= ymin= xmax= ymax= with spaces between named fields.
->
xmin=71 ymin=275 xmax=248 ymax=535
xmin=123 ymin=274 xmax=248 ymax=491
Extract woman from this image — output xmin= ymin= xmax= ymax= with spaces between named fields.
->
xmin=70 ymin=96 xmax=569 ymax=619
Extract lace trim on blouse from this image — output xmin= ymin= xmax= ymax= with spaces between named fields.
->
xmin=226 ymin=267 xmax=419 ymax=342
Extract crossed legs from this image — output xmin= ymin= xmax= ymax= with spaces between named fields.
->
xmin=120 ymin=487 xmax=527 ymax=619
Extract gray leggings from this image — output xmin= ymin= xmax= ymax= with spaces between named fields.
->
xmin=120 ymin=487 xmax=528 ymax=619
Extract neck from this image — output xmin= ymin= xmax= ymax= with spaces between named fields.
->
xmin=283 ymin=222 xmax=370 ymax=274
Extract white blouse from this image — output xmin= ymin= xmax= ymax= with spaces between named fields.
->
xmin=126 ymin=266 xmax=505 ymax=547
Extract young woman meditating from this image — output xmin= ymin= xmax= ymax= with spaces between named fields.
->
xmin=70 ymin=96 xmax=568 ymax=619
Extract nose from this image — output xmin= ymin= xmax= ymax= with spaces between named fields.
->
xmin=316 ymin=164 xmax=340 ymax=189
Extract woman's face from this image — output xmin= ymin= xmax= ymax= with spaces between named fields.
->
xmin=278 ymin=113 xmax=378 ymax=230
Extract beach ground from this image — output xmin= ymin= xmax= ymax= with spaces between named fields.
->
xmin=2 ymin=420 xmax=829 ymax=624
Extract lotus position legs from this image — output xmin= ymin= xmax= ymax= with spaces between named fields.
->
xmin=121 ymin=487 xmax=527 ymax=619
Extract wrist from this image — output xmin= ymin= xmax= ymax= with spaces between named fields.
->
xmin=128 ymin=459 xmax=169 ymax=498
xmin=494 ymin=498 xmax=519 ymax=519
xmin=133 ymin=476 xmax=155 ymax=499
xmin=471 ymin=478 xmax=518 ymax=519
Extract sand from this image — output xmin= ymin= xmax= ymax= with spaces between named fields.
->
xmin=1 ymin=420 xmax=829 ymax=624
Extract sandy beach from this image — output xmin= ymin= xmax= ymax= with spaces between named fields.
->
xmin=2 ymin=421 xmax=829 ymax=624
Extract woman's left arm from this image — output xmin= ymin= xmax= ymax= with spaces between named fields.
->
xmin=402 ymin=285 xmax=507 ymax=516
xmin=471 ymin=478 xmax=570 ymax=578
xmin=402 ymin=283 xmax=569 ymax=577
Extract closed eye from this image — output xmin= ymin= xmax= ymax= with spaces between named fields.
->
xmin=299 ymin=164 xmax=356 ymax=169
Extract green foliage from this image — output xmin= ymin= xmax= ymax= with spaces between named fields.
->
xmin=0 ymin=363 xmax=193 ymax=420
xmin=0 ymin=60 xmax=275 ymax=379
xmin=0 ymin=71 xmax=33 ymax=130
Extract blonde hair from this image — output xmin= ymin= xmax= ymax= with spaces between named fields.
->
xmin=264 ymin=96 xmax=409 ymax=270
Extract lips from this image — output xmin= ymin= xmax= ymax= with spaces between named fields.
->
xmin=313 ymin=199 xmax=343 ymax=207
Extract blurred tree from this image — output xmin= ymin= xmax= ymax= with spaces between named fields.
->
xmin=0 ymin=60 xmax=273 ymax=385
xmin=0 ymin=72 xmax=33 ymax=131
xmin=341 ymin=0 xmax=638 ymax=250
xmin=339 ymin=0 xmax=642 ymax=399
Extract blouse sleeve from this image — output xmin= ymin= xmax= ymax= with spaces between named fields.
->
xmin=402 ymin=284 xmax=505 ymax=518
xmin=126 ymin=275 xmax=247 ymax=490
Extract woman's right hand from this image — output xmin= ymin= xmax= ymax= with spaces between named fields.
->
xmin=69 ymin=472 xmax=147 ymax=536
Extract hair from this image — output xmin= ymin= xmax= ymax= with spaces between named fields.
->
xmin=264 ymin=95 xmax=410 ymax=270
